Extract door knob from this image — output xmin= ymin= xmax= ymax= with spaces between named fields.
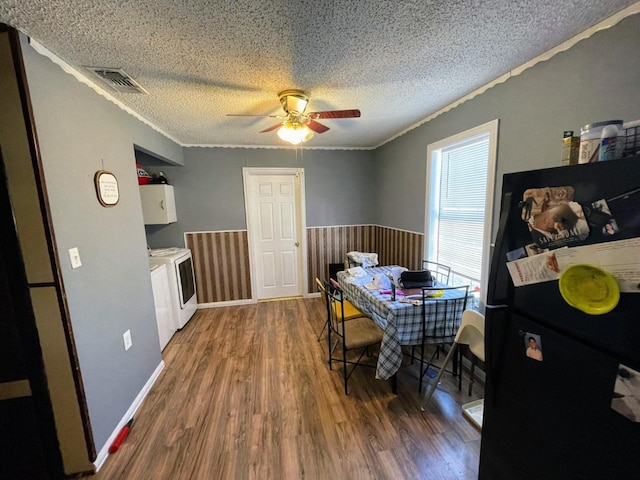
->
xmin=295 ymin=242 xmax=300 ymax=247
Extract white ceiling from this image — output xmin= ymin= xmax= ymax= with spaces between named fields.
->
xmin=1 ymin=1 xmax=638 ymax=149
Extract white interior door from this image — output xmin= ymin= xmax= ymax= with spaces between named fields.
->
xmin=244 ymin=169 xmax=305 ymax=300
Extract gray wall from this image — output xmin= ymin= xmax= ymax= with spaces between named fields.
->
xmin=14 ymin=9 xmax=640 ymax=460
xmin=142 ymin=147 xmax=377 ymax=248
xmin=374 ymin=13 xmax=640 ymax=234
xmin=21 ymin=36 xmax=182 ymax=450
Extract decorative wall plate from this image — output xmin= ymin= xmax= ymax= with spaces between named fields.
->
xmin=94 ymin=170 xmax=119 ymax=206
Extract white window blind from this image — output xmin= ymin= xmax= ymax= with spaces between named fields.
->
xmin=435 ymin=136 xmax=489 ymax=284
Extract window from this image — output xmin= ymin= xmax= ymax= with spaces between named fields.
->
xmin=425 ymin=120 xmax=498 ymax=307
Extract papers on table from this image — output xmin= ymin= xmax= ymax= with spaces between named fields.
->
xmin=364 ymin=273 xmax=391 ymax=290
xmin=341 ymin=266 xmax=372 ymax=286
xmin=390 ymin=266 xmax=407 ymax=286
xmin=347 ymin=266 xmax=367 ymax=278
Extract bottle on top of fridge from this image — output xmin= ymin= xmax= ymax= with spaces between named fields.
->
xmin=578 ymin=120 xmax=623 ymax=163
xmin=599 ymin=123 xmax=621 ymax=161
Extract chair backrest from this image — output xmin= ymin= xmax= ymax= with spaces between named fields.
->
xmin=344 ymin=255 xmax=361 ymax=270
xmin=329 ymin=263 xmax=344 ymax=281
xmin=420 ymin=285 xmax=469 ymax=344
xmin=317 ymin=277 xmax=333 ymax=324
xmin=455 ymin=309 xmax=485 ymax=361
xmin=325 ymin=280 xmax=346 ymax=338
xmin=422 ymin=261 xmax=451 ymax=285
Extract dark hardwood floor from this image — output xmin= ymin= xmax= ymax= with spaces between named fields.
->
xmin=89 ymin=297 xmax=483 ymax=480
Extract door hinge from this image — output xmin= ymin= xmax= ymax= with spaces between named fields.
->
xmin=0 ymin=379 xmax=32 ymax=401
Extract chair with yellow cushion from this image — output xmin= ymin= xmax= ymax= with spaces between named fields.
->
xmin=316 ymin=277 xmax=363 ymax=341
xmin=326 ymin=280 xmax=384 ymax=395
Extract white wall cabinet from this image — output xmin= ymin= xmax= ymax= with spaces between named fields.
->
xmin=150 ymin=264 xmax=175 ymax=351
xmin=140 ymin=184 xmax=177 ymax=225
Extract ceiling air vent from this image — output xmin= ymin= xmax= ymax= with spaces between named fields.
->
xmin=85 ymin=67 xmax=148 ymax=94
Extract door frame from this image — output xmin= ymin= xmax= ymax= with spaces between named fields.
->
xmin=0 ymin=146 xmax=64 ymax=478
xmin=242 ymin=167 xmax=308 ymax=300
xmin=1 ymin=25 xmax=94 ymax=474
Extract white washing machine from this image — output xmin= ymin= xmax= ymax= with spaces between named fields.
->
xmin=149 ymin=248 xmax=197 ymax=329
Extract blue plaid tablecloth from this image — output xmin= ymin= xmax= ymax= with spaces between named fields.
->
xmin=337 ymin=266 xmax=465 ymax=380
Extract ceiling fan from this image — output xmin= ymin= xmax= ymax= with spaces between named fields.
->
xmin=228 ymin=89 xmax=361 ymax=144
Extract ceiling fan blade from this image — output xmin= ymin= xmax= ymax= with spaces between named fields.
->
xmin=260 ymin=123 xmax=283 ymax=133
xmin=309 ymin=109 xmax=361 ymax=119
xmin=307 ymin=120 xmax=330 ymax=134
xmin=227 ymin=114 xmax=280 ymax=118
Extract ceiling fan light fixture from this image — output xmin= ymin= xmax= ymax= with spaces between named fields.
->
xmin=278 ymin=89 xmax=309 ymax=114
xmin=229 ymin=88 xmax=359 ymax=142
xmin=277 ymin=121 xmax=314 ymax=145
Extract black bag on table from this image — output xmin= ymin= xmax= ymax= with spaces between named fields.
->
xmin=399 ymin=270 xmax=434 ymax=289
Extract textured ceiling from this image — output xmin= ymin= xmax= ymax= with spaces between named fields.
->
xmin=0 ymin=1 xmax=638 ymax=149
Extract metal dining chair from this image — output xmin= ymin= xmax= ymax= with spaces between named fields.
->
xmin=325 ymin=280 xmax=384 ymax=395
xmin=407 ymin=266 xmax=452 ymax=366
xmin=316 ymin=277 xmax=363 ymax=342
xmin=421 ymin=260 xmax=451 ymax=285
xmin=421 ymin=309 xmax=485 ymax=409
xmin=417 ymin=285 xmax=470 ymax=394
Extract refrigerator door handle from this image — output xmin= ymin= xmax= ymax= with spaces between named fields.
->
xmin=487 ymin=192 xmax=513 ymax=305
xmin=486 ymin=303 xmax=508 ymax=310
xmin=483 ymin=305 xmax=509 ymax=407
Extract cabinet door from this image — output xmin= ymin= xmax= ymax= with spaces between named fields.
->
xmin=140 ymin=185 xmax=177 ymax=224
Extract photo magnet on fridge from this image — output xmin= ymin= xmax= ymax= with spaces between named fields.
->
xmin=521 ymin=186 xmax=590 ymax=249
xmin=524 ymin=333 xmax=543 ymax=362
xmin=611 ymin=364 xmax=640 ymax=422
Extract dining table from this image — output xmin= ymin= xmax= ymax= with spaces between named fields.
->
xmin=336 ymin=265 xmax=466 ymax=393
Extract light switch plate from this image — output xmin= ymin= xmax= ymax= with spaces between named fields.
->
xmin=123 ymin=330 xmax=132 ymax=351
xmin=69 ymin=247 xmax=82 ymax=269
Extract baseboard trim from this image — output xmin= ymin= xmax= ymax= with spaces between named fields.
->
xmin=197 ymin=294 xmax=319 ymax=308
xmin=93 ymin=360 xmax=165 ymax=471
xmin=198 ymin=299 xmax=254 ymax=308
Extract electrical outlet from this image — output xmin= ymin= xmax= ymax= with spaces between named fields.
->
xmin=69 ymin=247 xmax=82 ymax=269
xmin=123 ymin=329 xmax=132 ymax=351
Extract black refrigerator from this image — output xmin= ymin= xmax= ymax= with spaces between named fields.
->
xmin=479 ymin=157 xmax=640 ymax=480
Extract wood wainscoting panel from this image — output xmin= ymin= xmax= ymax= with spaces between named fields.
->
xmin=375 ymin=226 xmax=424 ymax=270
xmin=186 ymin=231 xmax=251 ymax=303
xmin=306 ymin=225 xmax=423 ymax=294
xmin=188 ymin=226 xmax=423 ymax=301
xmin=306 ymin=225 xmax=375 ymax=292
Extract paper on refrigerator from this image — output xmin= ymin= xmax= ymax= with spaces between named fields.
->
xmin=506 ymin=249 xmax=565 ymax=286
xmin=507 ymin=238 xmax=640 ymax=292
xmin=553 ymin=237 xmax=640 ymax=293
